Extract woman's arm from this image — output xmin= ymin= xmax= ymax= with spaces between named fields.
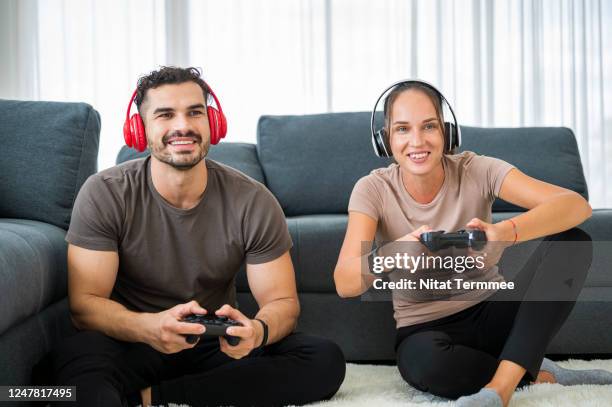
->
xmin=475 ymin=168 xmax=592 ymax=242
xmin=334 ymin=212 xmax=433 ymax=297
xmin=334 ymin=212 xmax=378 ymax=298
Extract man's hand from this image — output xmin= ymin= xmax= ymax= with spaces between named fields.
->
xmin=215 ymin=304 xmax=263 ymax=359
xmin=144 ymin=300 xmax=208 ymax=354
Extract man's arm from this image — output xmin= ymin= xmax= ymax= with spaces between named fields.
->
xmin=68 ymin=244 xmax=206 ymax=352
xmin=246 ymin=251 xmax=300 ymax=345
xmin=68 ymin=244 xmax=146 ymax=341
xmin=214 ymin=251 xmax=299 ymax=359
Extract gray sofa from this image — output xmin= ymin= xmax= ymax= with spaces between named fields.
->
xmin=1 ymin=103 xmax=610 ymax=395
xmin=0 ymin=99 xmax=100 ymax=389
xmin=117 ymin=112 xmax=612 ymax=362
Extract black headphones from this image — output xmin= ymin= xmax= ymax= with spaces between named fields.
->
xmin=370 ymin=79 xmax=461 ymax=157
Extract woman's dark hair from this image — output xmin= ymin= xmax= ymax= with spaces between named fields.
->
xmin=134 ymin=66 xmax=210 ymax=114
xmin=383 ymin=82 xmax=451 ymax=153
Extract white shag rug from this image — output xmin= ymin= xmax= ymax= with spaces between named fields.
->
xmin=165 ymin=359 xmax=612 ymax=407
xmin=312 ymin=360 xmax=612 ymax=407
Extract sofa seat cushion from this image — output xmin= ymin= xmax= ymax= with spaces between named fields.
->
xmin=575 ymin=209 xmax=612 ymax=299
xmin=0 ymin=219 xmax=68 ymax=335
xmin=494 ymin=211 xmax=612 ymax=299
xmin=236 ymin=214 xmax=348 ymax=294
xmin=287 ymin=215 xmax=348 ymax=292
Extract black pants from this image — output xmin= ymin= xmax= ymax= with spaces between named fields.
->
xmin=50 ymin=331 xmax=345 ymax=407
xmin=395 ymin=228 xmax=592 ymax=399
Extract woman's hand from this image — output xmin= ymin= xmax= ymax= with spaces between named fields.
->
xmin=465 ymin=218 xmax=515 ymax=269
xmin=396 ymin=225 xmax=433 ymax=242
xmin=466 ymin=218 xmax=515 ymax=243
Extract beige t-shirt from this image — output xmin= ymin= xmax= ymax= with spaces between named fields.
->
xmin=348 ymin=151 xmax=515 ymax=328
xmin=66 ymin=157 xmax=292 ymax=314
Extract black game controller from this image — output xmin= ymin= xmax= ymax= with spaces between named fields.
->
xmin=182 ymin=314 xmax=243 ymax=346
xmin=420 ymin=229 xmax=487 ymax=252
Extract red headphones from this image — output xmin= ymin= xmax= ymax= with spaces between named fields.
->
xmin=123 ymin=82 xmax=227 ymax=152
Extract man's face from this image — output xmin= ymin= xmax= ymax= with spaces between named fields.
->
xmin=388 ymin=89 xmax=445 ymax=176
xmin=142 ymin=82 xmax=210 ymax=171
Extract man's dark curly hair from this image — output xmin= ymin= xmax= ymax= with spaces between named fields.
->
xmin=134 ymin=66 xmax=210 ymax=114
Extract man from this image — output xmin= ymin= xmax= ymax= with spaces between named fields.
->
xmin=52 ymin=66 xmax=345 ymax=406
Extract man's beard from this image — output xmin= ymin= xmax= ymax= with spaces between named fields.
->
xmin=149 ymin=130 xmax=210 ymax=171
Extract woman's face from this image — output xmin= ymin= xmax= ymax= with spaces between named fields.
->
xmin=388 ymin=89 xmax=445 ymax=177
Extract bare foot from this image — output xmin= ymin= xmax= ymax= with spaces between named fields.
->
xmin=534 ymin=369 xmax=557 ymax=384
xmin=140 ymin=387 xmax=151 ymax=407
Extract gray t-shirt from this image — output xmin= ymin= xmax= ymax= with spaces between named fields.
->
xmin=349 ymin=151 xmax=515 ymax=328
xmin=66 ymin=157 xmax=292 ymax=313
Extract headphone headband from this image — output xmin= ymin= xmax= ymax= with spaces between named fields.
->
xmin=370 ymin=79 xmax=461 ymax=157
xmin=126 ymin=89 xmax=138 ymax=124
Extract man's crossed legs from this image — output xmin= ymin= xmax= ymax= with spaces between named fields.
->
xmin=51 ymin=330 xmax=345 ymax=406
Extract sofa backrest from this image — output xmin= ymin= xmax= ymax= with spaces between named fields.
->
xmin=458 ymin=125 xmax=588 ymax=211
xmin=0 ymin=99 xmax=100 ymax=230
xmin=116 ymin=142 xmax=266 ymax=184
xmin=116 ymin=113 xmax=589 ymax=216
xmin=257 ymin=112 xmax=394 ymax=216
xmin=257 ymin=112 xmax=589 ymax=214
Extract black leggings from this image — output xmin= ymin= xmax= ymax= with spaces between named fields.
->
xmin=50 ymin=331 xmax=345 ymax=407
xmin=395 ymin=228 xmax=592 ymax=399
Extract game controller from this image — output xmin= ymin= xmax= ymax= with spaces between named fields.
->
xmin=182 ymin=314 xmax=242 ymax=346
xmin=419 ymin=229 xmax=487 ymax=252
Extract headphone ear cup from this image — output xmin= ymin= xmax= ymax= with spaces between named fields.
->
xmin=372 ymin=129 xmax=391 ymax=157
xmin=131 ymin=113 xmax=147 ymax=152
xmin=444 ymin=122 xmax=457 ymax=153
xmin=207 ymin=106 xmax=219 ymax=145
xmin=123 ymin=118 xmax=134 ymax=148
xmin=207 ymin=106 xmax=227 ymax=145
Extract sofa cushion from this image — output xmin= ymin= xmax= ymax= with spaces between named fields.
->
xmin=0 ymin=219 xmax=68 ymax=336
xmin=574 ymin=209 xmax=612 ymax=298
xmin=116 ymin=142 xmax=266 ymax=184
xmin=240 ymin=212 xmax=612 ymax=295
xmin=460 ymin=126 xmax=588 ymax=212
xmin=257 ymin=113 xmax=393 ymax=216
xmin=288 ymin=215 xmax=348 ymax=292
xmin=258 ymin=114 xmax=588 ymax=216
xmin=494 ymin=211 xmax=612 ymax=297
xmin=0 ymin=100 xmax=100 ymax=230
xmin=235 ymin=214 xmax=347 ymax=293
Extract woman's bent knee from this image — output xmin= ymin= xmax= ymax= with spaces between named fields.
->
xmin=396 ymin=331 xmax=453 ymax=392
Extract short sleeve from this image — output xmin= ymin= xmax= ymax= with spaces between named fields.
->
xmin=466 ymin=154 xmax=515 ymax=200
xmin=348 ymin=175 xmax=382 ymax=221
xmin=243 ymin=185 xmax=293 ymax=265
xmin=65 ymin=175 xmax=123 ymax=251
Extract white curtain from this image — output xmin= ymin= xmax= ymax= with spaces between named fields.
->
xmin=1 ymin=0 xmax=168 ymax=171
xmin=1 ymin=0 xmax=610 ymax=208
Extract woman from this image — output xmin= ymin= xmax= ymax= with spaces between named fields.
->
xmin=334 ymin=80 xmax=610 ymax=406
